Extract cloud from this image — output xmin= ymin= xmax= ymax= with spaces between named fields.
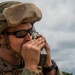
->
xmin=39 ymin=1 xmax=75 ymax=32
xmin=58 ymin=41 xmax=75 ymax=49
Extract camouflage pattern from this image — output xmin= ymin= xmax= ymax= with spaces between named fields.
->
xmin=0 ymin=57 xmax=63 ymax=75
xmin=0 ymin=1 xmax=42 ymax=34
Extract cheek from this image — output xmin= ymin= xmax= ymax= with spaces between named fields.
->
xmin=8 ymin=36 xmax=23 ymax=52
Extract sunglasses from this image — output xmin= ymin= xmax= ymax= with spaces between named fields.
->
xmin=6 ymin=28 xmax=37 ymax=38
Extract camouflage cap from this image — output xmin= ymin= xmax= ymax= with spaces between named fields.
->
xmin=0 ymin=1 xmax=42 ymax=33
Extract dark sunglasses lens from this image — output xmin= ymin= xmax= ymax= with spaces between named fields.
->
xmin=16 ymin=31 xmax=27 ymax=38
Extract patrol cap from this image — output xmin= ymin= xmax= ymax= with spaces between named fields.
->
xmin=0 ymin=1 xmax=42 ymax=34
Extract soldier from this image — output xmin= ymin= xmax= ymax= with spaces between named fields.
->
xmin=0 ymin=1 xmax=63 ymax=75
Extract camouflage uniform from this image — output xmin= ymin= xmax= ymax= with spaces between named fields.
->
xmin=0 ymin=57 xmax=63 ymax=75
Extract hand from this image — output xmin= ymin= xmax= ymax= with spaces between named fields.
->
xmin=37 ymin=35 xmax=56 ymax=75
xmin=21 ymin=37 xmax=45 ymax=71
xmin=37 ymin=35 xmax=52 ymax=67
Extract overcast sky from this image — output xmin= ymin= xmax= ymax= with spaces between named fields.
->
xmin=0 ymin=0 xmax=75 ymax=74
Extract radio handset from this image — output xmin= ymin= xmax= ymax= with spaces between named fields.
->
xmin=32 ymin=29 xmax=47 ymax=66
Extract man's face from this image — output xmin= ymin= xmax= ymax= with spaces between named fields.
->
xmin=8 ymin=23 xmax=33 ymax=53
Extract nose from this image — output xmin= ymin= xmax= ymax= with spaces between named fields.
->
xmin=24 ymin=33 xmax=32 ymax=41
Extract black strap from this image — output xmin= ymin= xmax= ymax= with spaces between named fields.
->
xmin=42 ymin=60 xmax=57 ymax=74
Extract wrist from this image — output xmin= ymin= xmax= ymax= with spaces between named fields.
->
xmin=42 ymin=60 xmax=57 ymax=74
xmin=44 ymin=60 xmax=52 ymax=67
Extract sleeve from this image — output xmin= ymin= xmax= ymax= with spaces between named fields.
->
xmin=21 ymin=68 xmax=42 ymax=75
xmin=42 ymin=60 xmax=64 ymax=75
xmin=20 ymin=60 xmax=64 ymax=75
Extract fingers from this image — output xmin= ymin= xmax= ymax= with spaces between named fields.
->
xmin=38 ymin=42 xmax=45 ymax=50
xmin=33 ymin=37 xmax=45 ymax=46
xmin=21 ymin=37 xmax=46 ymax=51
xmin=24 ymin=37 xmax=45 ymax=46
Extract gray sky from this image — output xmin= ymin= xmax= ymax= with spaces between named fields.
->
xmin=0 ymin=0 xmax=75 ymax=74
